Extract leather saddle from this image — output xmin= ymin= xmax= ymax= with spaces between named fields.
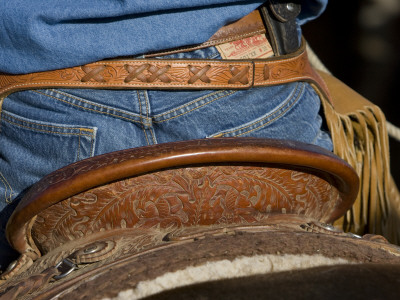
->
xmin=1 ymin=138 xmax=400 ymax=299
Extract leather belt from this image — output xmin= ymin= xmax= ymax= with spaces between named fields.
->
xmin=0 ymin=7 xmax=330 ymax=102
xmin=0 ymin=41 xmax=330 ymax=101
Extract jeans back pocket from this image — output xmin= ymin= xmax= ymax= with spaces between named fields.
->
xmin=0 ymin=110 xmax=97 ymax=209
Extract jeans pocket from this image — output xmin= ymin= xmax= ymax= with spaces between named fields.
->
xmin=208 ymin=82 xmax=307 ymax=139
xmin=207 ymin=82 xmax=332 ymax=150
xmin=0 ymin=110 xmax=97 ymax=208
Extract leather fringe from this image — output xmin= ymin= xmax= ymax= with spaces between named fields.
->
xmin=316 ymin=72 xmax=400 ymax=244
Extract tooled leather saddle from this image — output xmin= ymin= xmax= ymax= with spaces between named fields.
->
xmin=1 ymin=138 xmax=400 ymax=299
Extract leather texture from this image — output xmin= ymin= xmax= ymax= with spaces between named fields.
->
xmin=5 ymin=138 xmax=359 ymax=259
xmin=0 ymin=41 xmax=330 ymax=103
xmin=1 ymin=224 xmax=399 ymax=299
xmin=314 ymin=71 xmax=400 ymax=244
xmin=260 ymin=1 xmax=301 ymax=55
xmin=269 ymin=0 xmax=301 ymax=22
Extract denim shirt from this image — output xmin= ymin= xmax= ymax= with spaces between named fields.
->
xmin=0 ymin=0 xmax=328 ymax=74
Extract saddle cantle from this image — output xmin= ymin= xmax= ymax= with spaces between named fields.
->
xmin=1 ymin=138 xmax=400 ymax=299
xmin=6 ymin=138 xmax=359 ymax=258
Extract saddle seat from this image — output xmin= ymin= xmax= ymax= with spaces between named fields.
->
xmin=6 ymin=138 xmax=359 ymax=259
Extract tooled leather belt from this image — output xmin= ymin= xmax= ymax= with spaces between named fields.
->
xmin=0 ymin=3 xmax=330 ymax=101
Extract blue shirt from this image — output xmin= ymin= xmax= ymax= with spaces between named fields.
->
xmin=0 ymin=0 xmax=327 ymax=74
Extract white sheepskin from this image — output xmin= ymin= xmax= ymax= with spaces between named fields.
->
xmin=102 ymin=254 xmax=352 ymax=300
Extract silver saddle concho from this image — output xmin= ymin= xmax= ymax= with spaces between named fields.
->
xmin=0 ymin=138 xmax=400 ymax=300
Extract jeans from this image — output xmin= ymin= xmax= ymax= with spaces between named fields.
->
xmin=0 ymin=46 xmax=333 ymax=213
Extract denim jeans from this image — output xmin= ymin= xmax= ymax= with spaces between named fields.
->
xmin=0 ymin=0 xmax=328 ymax=74
xmin=0 ymin=46 xmax=332 ymax=212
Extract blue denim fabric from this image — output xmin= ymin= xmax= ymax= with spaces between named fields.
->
xmin=0 ymin=0 xmax=328 ymax=74
xmin=0 ymin=46 xmax=333 ymax=211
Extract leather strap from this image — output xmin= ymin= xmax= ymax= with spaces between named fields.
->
xmin=0 ymin=41 xmax=330 ymax=101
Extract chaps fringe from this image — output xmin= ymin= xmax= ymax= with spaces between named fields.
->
xmin=316 ymin=72 xmax=400 ymax=244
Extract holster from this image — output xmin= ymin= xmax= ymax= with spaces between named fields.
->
xmin=259 ymin=0 xmax=302 ymax=55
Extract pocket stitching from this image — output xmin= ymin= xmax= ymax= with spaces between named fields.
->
xmin=212 ymin=83 xmax=305 ymax=137
xmin=155 ymin=90 xmax=237 ymax=123
xmin=2 ymin=111 xmax=95 ymax=137
xmin=0 ymin=171 xmax=14 ymax=204
xmin=33 ymin=90 xmax=142 ymax=124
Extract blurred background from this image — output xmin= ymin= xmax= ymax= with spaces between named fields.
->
xmin=303 ymin=0 xmax=400 ymax=187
